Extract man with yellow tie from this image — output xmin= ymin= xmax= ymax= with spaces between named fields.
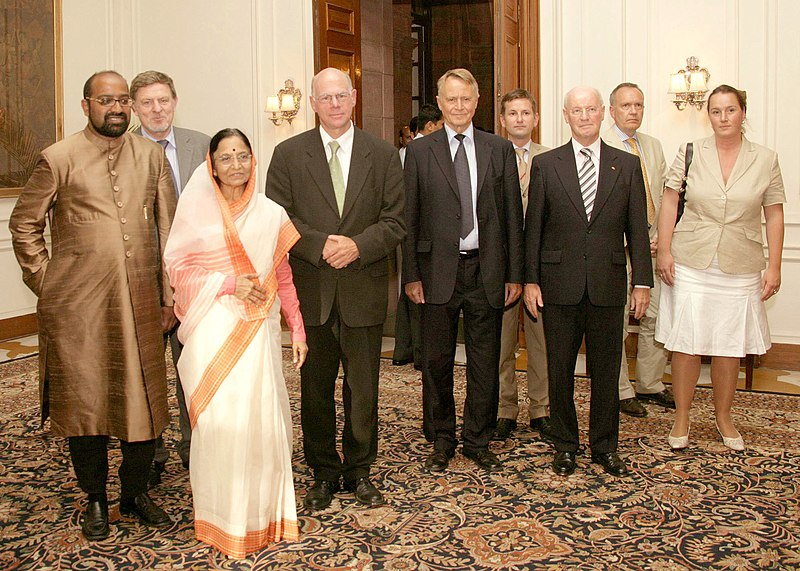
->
xmin=602 ymin=82 xmax=675 ymax=415
xmin=493 ymin=89 xmax=552 ymax=441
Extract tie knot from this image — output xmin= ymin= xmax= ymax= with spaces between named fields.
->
xmin=157 ymin=139 xmax=168 ymax=149
xmin=626 ymin=137 xmax=640 ymax=149
xmin=454 ymin=133 xmax=466 ymax=143
xmin=580 ymin=148 xmax=592 ymax=159
xmin=329 ymin=140 xmax=340 ymax=155
xmin=515 ymin=147 xmax=526 ymax=160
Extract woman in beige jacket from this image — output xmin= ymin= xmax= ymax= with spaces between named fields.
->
xmin=656 ymin=85 xmax=785 ymax=451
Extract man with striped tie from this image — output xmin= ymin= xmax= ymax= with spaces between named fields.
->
xmin=523 ymin=86 xmax=652 ymax=477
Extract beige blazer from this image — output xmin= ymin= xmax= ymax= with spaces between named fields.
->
xmin=602 ymin=127 xmax=667 ymax=241
xmin=519 ymin=141 xmax=550 ymax=214
xmin=666 ymin=135 xmax=785 ymax=274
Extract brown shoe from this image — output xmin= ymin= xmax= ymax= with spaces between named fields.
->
xmin=620 ymin=397 xmax=647 ymax=417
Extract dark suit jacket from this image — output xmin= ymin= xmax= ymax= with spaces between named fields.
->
xmin=402 ymin=127 xmax=524 ymax=308
xmin=133 ymin=126 xmax=210 ymax=191
xmin=266 ymin=126 xmax=406 ymax=327
xmin=525 ymin=140 xmax=653 ymax=307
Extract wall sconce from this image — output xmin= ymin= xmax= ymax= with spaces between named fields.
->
xmin=668 ymin=56 xmax=710 ymax=111
xmin=265 ymin=79 xmax=302 ymax=125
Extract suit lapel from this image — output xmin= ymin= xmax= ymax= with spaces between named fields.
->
xmin=701 ymin=137 xmax=726 ymax=191
xmin=474 ymin=130 xmax=490 ymax=197
xmin=725 ymin=138 xmax=758 ymax=190
xmin=304 ymin=131 xmax=340 ymax=216
xmin=341 ymin=129 xmax=370 ymax=220
xmin=430 ymin=129 xmax=460 ymax=199
xmin=174 ymin=129 xmax=194 ymax=190
xmin=590 ymin=142 xmax=621 ymax=225
xmin=553 ymin=142 xmax=588 ymax=223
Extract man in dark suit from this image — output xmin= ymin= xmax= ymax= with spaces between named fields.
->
xmin=403 ymin=68 xmax=524 ymax=473
xmin=266 ymin=67 xmax=405 ymax=510
xmin=524 ymin=86 xmax=652 ymax=478
xmin=130 ymin=70 xmax=210 ymax=485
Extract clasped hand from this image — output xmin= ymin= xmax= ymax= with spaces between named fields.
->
xmin=234 ymin=273 xmax=267 ymax=305
xmin=323 ymin=235 xmax=359 ymax=269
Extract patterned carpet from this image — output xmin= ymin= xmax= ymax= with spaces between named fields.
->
xmin=1 ymin=353 xmax=800 ymax=570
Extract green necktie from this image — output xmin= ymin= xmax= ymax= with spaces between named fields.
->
xmin=328 ymin=140 xmax=345 ymax=215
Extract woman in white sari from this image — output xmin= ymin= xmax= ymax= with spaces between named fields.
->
xmin=164 ymin=128 xmax=307 ymax=558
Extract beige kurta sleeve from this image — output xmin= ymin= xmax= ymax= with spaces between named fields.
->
xmin=8 ymin=154 xmax=58 ymax=297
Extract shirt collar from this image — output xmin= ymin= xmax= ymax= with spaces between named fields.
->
xmin=571 ymin=136 xmax=602 ymax=159
xmin=444 ymin=122 xmax=475 ymax=144
xmin=612 ymin=123 xmax=637 ymax=144
xmin=141 ymin=126 xmax=176 ymax=148
xmin=319 ymin=121 xmax=355 ymax=153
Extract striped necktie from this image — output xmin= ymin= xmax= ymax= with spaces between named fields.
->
xmin=515 ymin=147 xmax=529 ymax=195
xmin=626 ymin=137 xmax=656 ymax=225
xmin=579 ymin=148 xmax=596 ymax=220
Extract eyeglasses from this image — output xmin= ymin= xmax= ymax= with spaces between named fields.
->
xmin=215 ymin=152 xmax=252 ymax=166
xmin=568 ymin=106 xmax=601 ymax=117
xmin=85 ymin=96 xmax=133 ymax=108
xmin=315 ymin=92 xmax=352 ymax=105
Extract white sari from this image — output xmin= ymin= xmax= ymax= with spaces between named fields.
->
xmin=164 ymin=158 xmax=301 ymax=557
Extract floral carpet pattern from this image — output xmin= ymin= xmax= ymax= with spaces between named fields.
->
xmin=1 ymin=353 xmax=800 ymax=570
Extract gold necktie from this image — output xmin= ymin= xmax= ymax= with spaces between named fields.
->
xmin=626 ymin=137 xmax=656 ymax=225
xmin=328 ymin=140 xmax=345 ymax=215
xmin=515 ymin=147 xmax=528 ymax=195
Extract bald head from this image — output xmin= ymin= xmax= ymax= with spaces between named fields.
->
xmin=311 ymin=67 xmax=353 ymax=98
xmin=562 ymin=86 xmax=605 ymax=146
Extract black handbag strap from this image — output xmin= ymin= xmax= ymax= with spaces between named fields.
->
xmin=680 ymin=142 xmax=694 ymax=191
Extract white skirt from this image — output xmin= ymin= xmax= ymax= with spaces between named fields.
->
xmin=655 ymin=257 xmax=771 ymax=358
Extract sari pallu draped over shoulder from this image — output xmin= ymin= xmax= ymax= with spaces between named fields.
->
xmin=164 ymin=156 xmax=299 ymax=427
xmin=163 ymin=154 xmax=302 ymax=557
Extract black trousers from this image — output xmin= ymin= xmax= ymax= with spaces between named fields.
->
xmin=421 ymin=255 xmax=502 ymax=455
xmin=68 ymin=436 xmax=155 ymax=499
xmin=301 ymin=301 xmax=383 ymax=483
xmin=154 ymin=329 xmax=191 ymax=465
xmin=542 ymin=292 xmax=624 ymax=454
xmin=393 ymin=290 xmax=423 ymax=364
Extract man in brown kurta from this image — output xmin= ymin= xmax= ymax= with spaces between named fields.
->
xmin=9 ymin=71 xmax=176 ymax=541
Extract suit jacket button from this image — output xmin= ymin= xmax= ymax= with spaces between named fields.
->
xmin=583 ymin=254 xmax=587 ymax=260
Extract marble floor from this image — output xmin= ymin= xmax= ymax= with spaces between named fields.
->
xmin=3 ymin=333 xmax=799 ymax=395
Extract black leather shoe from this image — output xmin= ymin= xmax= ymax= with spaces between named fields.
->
xmin=147 ymin=460 xmax=166 ymax=489
xmin=591 ymin=452 xmax=628 ymax=476
xmin=636 ymin=389 xmax=676 ymax=409
xmin=344 ymin=477 xmax=385 ymax=507
xmin=462 ymin=449 xmax=502 ymax=472
xmin=620 ymin=397 xmax=648 ymax=417
xmin=530 ymin=416 xmax=554 ymax=443
xmin=492 ymin=418 xmax=517 ymax=440
xmin=81 ymin=498 xmax=109 ymax=541
xmin=392 ymin=357 xmax=413 ymax=366
xmin=424 ymin=450 xmax=452 ymax=472
xmin=303 ymin=480 xmax=340 ymax=511
xmin=120 ymin=493 xmax=171 ymax=527
xmin=552 ymin=451 xmax=577 ymax=476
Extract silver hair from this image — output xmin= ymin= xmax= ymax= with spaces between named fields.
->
xmin=563 ymin=86 xmax=604 ymax=109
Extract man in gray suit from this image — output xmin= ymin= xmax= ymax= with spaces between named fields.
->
xmin=130 ymin=70 xmax=210 ymax=486
xmin=602 ymin=82 xmax=675 ymax=418
xmin=267 ymin=68 xmax=405 ymax=511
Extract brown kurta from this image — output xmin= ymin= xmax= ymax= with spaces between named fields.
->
xmin=9 ymin=127 xmax=176 ymax=441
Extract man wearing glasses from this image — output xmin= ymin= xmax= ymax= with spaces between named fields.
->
xmin=130 ymin=70 xmax=210 ymax=487
xmin=9 ymin=71 xmax=176 ymax=540
xmin=266 ymin=67 xmax=405 ymax=511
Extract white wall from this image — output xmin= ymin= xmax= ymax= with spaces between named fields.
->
xmin=1 ymin=0 xmax=315 ymax=322
xmin=539 ymin=0 xmax=800 ymax=344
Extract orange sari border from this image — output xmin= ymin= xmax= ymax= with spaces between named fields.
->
xmin=196 ymin=518 xmax=300 ymax=558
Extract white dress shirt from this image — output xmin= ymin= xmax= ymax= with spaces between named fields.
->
xmin=444 ymin=123 xmax=479 ymax=251
xmin=320 ymin=122 xmax=355 ymax=189
xmin=141 ymin=127 xmax=181 ymax=195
